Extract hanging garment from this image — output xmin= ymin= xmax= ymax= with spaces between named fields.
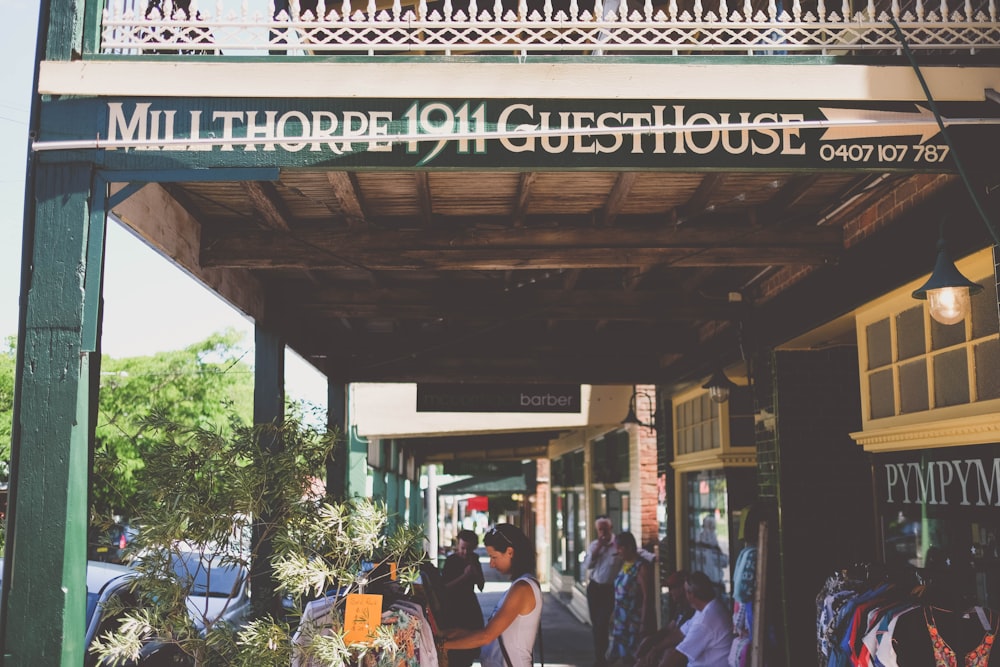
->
xmin=925 ymin=606 xmax=998 ymax=667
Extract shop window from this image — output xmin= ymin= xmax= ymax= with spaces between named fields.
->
xmin=593 ymin=489 xmax=631 ymax=536
xmin=930 ymin=316 xmax=966 ymax=351
xmin=898 ymin=360 xmax=929 ymax=414
xmin=933 ymin=348 xmax=970 ymax=407
xmin=876 ymin=444 xmax=1000 ymax=609
xmin=676 ymin=394 xmax=720 ymax=455
xmin=972 ymin=277 xmax=1000 ymax=340
xmin=551 ymin=448 xmax=586 ymax=580
xmin=869 ymin=369 xmax=895 ymax=419
xmin=858 ymin=264 xmax=999 ymax=423
xmin=867 ymin=318 xmax=892 ymax=369
xmin=684 ymin=470 xmax=731 ymax=594
xmin=592 ymin=430 xmax=630 ymax=485
xmin=896 ymin=307 xmax=925 ymax=361
xmin=975 ymin=339 xmax=1000 ymax=400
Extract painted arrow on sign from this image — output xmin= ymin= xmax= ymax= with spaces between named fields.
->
xmin=818 ymin=105 xmax=942 ymax=143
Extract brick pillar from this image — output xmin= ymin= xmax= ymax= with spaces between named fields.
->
xmin=635 ymin=384 xmax=660 ymax=550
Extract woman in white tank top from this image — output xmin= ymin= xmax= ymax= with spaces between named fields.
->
xmin=442 ymin=524 xmax=542 ymax=667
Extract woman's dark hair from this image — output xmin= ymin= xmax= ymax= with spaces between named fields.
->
xmin=484 ymin=524 xmax=536 ymax=578
xmin=616 ymin=531 xmax=637 ymax=554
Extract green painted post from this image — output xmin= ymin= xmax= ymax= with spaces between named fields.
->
xmin=372 ymin=455 xmax=388 ymax=508
xmin=326 ymin=380 xmax=347 ymax=501
xmin=347 ymin=424 xmax=369 ymax=499
xmin=385 ymin=464 xmax=400 ymax=534
xmin=409 ymin=468 xmax=424 ymax=530
xmin=45 ymin=0 xmax=84 ymax=62
xmin=250 ymin=326 xmax=284 ymax=619
xmin=2 ymin=163 xmax=97 ymax=666
xmin=394 ymin=473 xmax=407 ymax=529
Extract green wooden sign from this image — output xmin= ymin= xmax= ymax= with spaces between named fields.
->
xmin=37 ymin=97 xmax=1000 ymax=172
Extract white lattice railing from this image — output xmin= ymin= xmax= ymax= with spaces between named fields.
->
xmin=100 ymin=0 xmax=1000 ymax=55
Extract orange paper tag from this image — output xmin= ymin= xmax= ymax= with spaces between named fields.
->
xmin=343 ymin=593 xmax=383 ymax=645
xmin=390 ymin=562 xmax=398 ymax=580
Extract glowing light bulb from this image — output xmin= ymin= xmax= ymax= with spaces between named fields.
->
xmin=927 ymin=286 xmax=970 ymax=326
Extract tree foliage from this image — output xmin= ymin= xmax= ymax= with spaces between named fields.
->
xmin=93 ymin=329 xmax=254 ymax=519
xmin=90 ymin=413 xmax=428 ymax=667
xmin=0 ymin=336 xmax=15 ymax=476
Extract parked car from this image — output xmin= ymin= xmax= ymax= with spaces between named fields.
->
xmin=0 ymin=556 xmax=134 ymax=654
xmin=84 ymin=549 xmax=253 ymax=667
xmin=89 ymin=523 xmax=140 ymax=564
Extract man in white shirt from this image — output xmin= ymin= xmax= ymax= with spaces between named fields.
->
xmin=658 ymin=572 xmax=733 ymax=667
xmin=583 ymin=516 xmax=622 ymax=666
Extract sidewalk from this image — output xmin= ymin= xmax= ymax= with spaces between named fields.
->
xmin=471 ymin=554 xmax=594 ymax=667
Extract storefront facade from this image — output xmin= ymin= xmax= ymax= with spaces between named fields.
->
xmin=6 ymin=0 xmax=1000 ymax=663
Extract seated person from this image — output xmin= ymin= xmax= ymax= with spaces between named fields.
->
xmin=657 ymin=572 xmax=733 ymax=667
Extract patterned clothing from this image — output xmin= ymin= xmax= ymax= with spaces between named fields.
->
xmin=925 ymin=607 xmax=998 ymax=667
xmin=609 ymin=559 xmax=646 ymax=660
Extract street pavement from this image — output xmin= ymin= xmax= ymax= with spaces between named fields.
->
xmin=470 ymin=554 xmax=595 ymax=667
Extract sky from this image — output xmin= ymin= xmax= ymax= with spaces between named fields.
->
xmin=0 ymin=0 xmax=328 ymax=408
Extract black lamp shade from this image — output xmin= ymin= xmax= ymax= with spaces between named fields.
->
xmin=702 ymin=368 xmax=737 ymax=403
xmin=911 ymin=239 xmax=983 ymax=300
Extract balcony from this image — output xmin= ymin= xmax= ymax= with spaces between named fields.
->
xmin=98 ymin=0 xmax=1000 ymax=57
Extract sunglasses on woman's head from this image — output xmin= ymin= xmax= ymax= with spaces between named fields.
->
xmin=489 ymin=526 xmax=515 ymax=549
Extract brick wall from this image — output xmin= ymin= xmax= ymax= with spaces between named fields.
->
xmin=756 ymin=174 xmax=954 ymax=304
xmin=635 ymin=383 xmax=660 ymax=549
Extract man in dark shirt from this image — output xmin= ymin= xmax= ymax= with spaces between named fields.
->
xmin=441 ymin=529 xmax=486 ymax=667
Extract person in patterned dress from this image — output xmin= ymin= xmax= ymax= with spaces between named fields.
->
xmin=608 ymin=531 xmax=654 ymax=666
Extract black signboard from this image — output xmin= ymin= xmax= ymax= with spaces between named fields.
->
xmin=416 ymin=383 xmax=581 ymax=413
xmin=37 ymin=97 xmax=1000 ymax=173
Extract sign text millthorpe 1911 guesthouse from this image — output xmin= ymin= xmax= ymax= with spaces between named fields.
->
xmin=36 ymin=97 xmax=1000 ymax=172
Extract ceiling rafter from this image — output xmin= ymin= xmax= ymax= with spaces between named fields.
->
xmin=512 ymin=172 xmax=537 ymax=227
xmin=599 ymin=172 xmax=638 ymax=226
xmin=325 ymin=171 xmax=367 ymax=227
xmin=242 ymin=181 xmax=292 ymax=231
xmin=415 ymin=172 xmax=433 ymax=226
xmin=295 ymin=287 xmax=740 ymax=321
xmin=201 ymin=225 xmax=843 ymax=270
xmin=676 ymin=173 xmax=727 ymax=223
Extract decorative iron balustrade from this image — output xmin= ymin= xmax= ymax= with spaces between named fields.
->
xmin=100 ymin=0 xmax=1000 ymax=55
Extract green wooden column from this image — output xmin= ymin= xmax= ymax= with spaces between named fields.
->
xmin=408 ymin=464 xmax=424 ymax=530
xmin=326 ymin=380 xmax=347 ymax=500
xmin=347 ymin=425 xmax=369 ymax=499
xmin=385 ymin=445 xmax=400 ymax=533
xmin=2 ymin=163 xmax=99 ymax=666
xmin=393 ymin=472 xmax=407 ymax=528
xmin=371 ymin=443 xmax=388 ymax=505
xmin=250 ymin=326 xmax=284 ymax=618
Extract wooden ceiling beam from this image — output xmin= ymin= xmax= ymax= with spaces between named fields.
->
xmin=202 ymin=225 xmax=842 ymax=270
xmin=325 ymin=171 xmax=367 ymax=227
xmin=242 ymin=181 xmax=292 ymax=231
xmin=758 ymin=174 xmax=822 ymax=224
xmin=512 ymin=172 xmax=537 ymax=227
xmin=599 ymin=172 xmax=638 ymax=226
xmin=205 ymin=245 xmax=838 ymax=270
xmin=676 ymin=173 xmax=727 ymax=223
xmin=285 ymin=318 xmax=699 ymax=355
xmin=415 ymin=172 xmax=433 ymax=226
xmin=334 ymin=353 xmax=674 ymax=383
xmin=295 ymin=288 xmax=738 ymax=321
